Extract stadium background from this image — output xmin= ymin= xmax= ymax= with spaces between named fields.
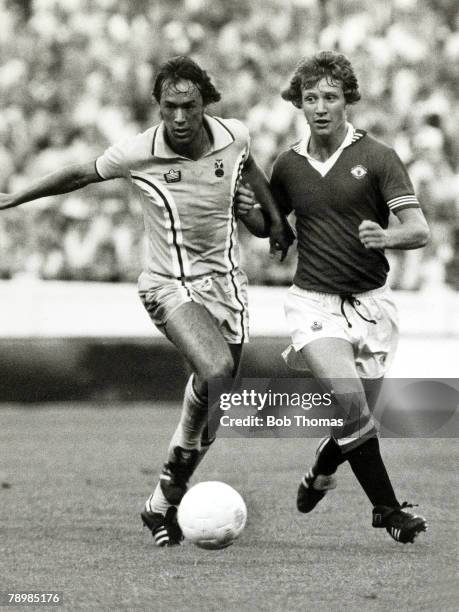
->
xmin=0 ymin=0 xmax=458 ymax=288
xmin=0 ymin=2 xmax=458 ymax=611
xmin=0 ymin=0 xmax=458 ymax=401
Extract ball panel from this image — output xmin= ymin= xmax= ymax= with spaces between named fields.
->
xmin=177 ymin=481 xmax=247 ymax=549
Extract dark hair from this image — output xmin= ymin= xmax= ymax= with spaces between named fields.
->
xmin=153 ymin=56 xmax=221 ymax=105
xmin=281 ymin=51 xmax=360 ymax=108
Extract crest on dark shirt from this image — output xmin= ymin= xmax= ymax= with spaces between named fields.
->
xmin=350 ymin=165 xmax=368 ymax=180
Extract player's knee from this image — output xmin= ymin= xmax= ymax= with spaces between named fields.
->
xmin=200 ymin=355 xmax=235 ymax=381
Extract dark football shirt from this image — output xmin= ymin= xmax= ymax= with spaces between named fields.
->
xmin=271 ymin=129 xmax=420 ymax=294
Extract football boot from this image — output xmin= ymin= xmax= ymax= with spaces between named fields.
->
xmin=296 ymin=469 xmax=337 ymax=513
xmin=141 ymin=506 xmax=183 ymax=547
xmin=372 ymin=502 xmax=428 ymax=544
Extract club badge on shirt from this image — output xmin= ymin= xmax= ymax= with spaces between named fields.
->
xmin=311 ymin=321 xmax=323 ymax=331
xmin=350 ymin=165 xmax=368 ymax=180
xmin=164 ymin=169 xmax=181 ymax=183
xmin=215 ymin=160 xmax=224 ymax=177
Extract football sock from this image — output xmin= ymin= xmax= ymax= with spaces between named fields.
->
xmin=332 ymin=391 xmax=378 ymax=453
xmin=346 ymin=436 xmax=399 ymax=508
xmin=194 ymin=427 xmax=216 ymax=470
xmin=167 ymin=374 xmax=208 ymax=458
xmin=147 ymin=375 xmax=209 ymax=515
xmin=145 ymin=483 xmax=170 ymax=516
xmin=312 ymin=437 xmax=343 ymax=476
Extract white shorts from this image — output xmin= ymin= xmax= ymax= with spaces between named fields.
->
xmin=138 ymin=269 xmax=249 ymax=344
xmin=283 ymin=284 xmax=399 ymax=379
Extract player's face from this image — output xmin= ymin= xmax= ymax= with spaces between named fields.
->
xmin=301 ymin=77 xmax=347 ymax=139
xmin=159 ymin=79 xmax=205 ymax=149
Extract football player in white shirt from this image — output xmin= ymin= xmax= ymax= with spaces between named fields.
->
xmin=0 ymin=56 xmax=294 ymax=547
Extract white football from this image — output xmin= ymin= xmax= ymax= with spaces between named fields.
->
xmin=177 ymin=481 xmax=247 ymax=550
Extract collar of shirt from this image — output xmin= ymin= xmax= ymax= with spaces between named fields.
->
xmin=152 ymin=115 xmax=235 ymax=159
xmin=294 ymin=122 xmax=355 ymax=177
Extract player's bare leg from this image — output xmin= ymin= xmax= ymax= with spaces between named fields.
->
xmin=300 ymin=337 xmax=380 ymax=449
xmin=194 ymin=342 xmax=243 ymax=466
xmin=163 ymin=308 xmax=243 ymax=494
xmin=142 ymin=302 xmax=243 ymax=546
xmin=298 ymin=337 xmax=393 ymax=499
xmin=296 ymin=338 xmax=363 ymax=512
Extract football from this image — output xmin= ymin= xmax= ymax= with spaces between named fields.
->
xmin=177 ymin=481 xmax=247 ymax=550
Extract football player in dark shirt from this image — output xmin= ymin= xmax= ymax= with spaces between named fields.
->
xmin=237 ymin=51 xmax=429 ymax=544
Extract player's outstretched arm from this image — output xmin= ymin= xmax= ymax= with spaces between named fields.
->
xmin=359 ymin=208 xmax=430 ymax=250
xmin=241 ymin=154 xmax=294 ymax=259
xmin=0 ymin=161 xmax=105 ymax=211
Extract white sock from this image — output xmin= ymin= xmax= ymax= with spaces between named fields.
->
xmin=166 ymin=374 xmax=208 ymax=460
xmin=146 ymin=375 xmax=208 ymax=515
xmin=145 ymin=483 xmax=170 ymax=516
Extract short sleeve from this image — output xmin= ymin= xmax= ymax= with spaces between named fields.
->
xmin=271 ymin=157 xmax=293 ymax=215
xmin=95 ymin=139 xmax=131 ymax=180
xmin=379 ymin=148 xmax=420 ymax=213
xmin=224 ymin=118 xmax=250 ymax=156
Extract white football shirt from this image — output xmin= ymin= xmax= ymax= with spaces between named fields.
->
xmin=95 ymin=115 xmax=250 ymax=280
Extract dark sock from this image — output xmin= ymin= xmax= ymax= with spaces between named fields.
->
xmin=313 ymin=437 xmax=343 ymax=476
xmin=346 ymin=437 xmax=399 ymax=507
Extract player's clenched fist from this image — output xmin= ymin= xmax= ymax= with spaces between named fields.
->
xmin=234 ymin=182 xmax=256 ymax=218
xmin=358 ymin=220 xmax=387 ymax=249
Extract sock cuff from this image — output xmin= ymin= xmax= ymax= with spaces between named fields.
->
xmin=339 ymin=431 xmax=379 ymax=455
xmin=186 ymin=374 xmax=207 ymax=407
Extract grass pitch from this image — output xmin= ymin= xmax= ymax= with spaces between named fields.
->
xmin=0 ymin=404 xmax=456 ymax=611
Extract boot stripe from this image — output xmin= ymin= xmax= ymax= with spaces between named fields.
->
xmin=154 ymin=527 xmax=168 ymax=537
xmin=154 ymin=529 xmax=169 ymax=546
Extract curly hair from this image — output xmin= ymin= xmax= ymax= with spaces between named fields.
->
xmin=153 ymin=56 xmax=221 ymax=106
xmin=281 ymin=51 xmax=360 ymax=108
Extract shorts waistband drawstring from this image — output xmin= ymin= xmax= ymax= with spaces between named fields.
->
xmin=339 ymin=294 xmax=377 ymax=328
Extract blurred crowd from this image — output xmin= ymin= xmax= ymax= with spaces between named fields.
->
xmin=0 ymin=0 xmax=458 ymax=288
